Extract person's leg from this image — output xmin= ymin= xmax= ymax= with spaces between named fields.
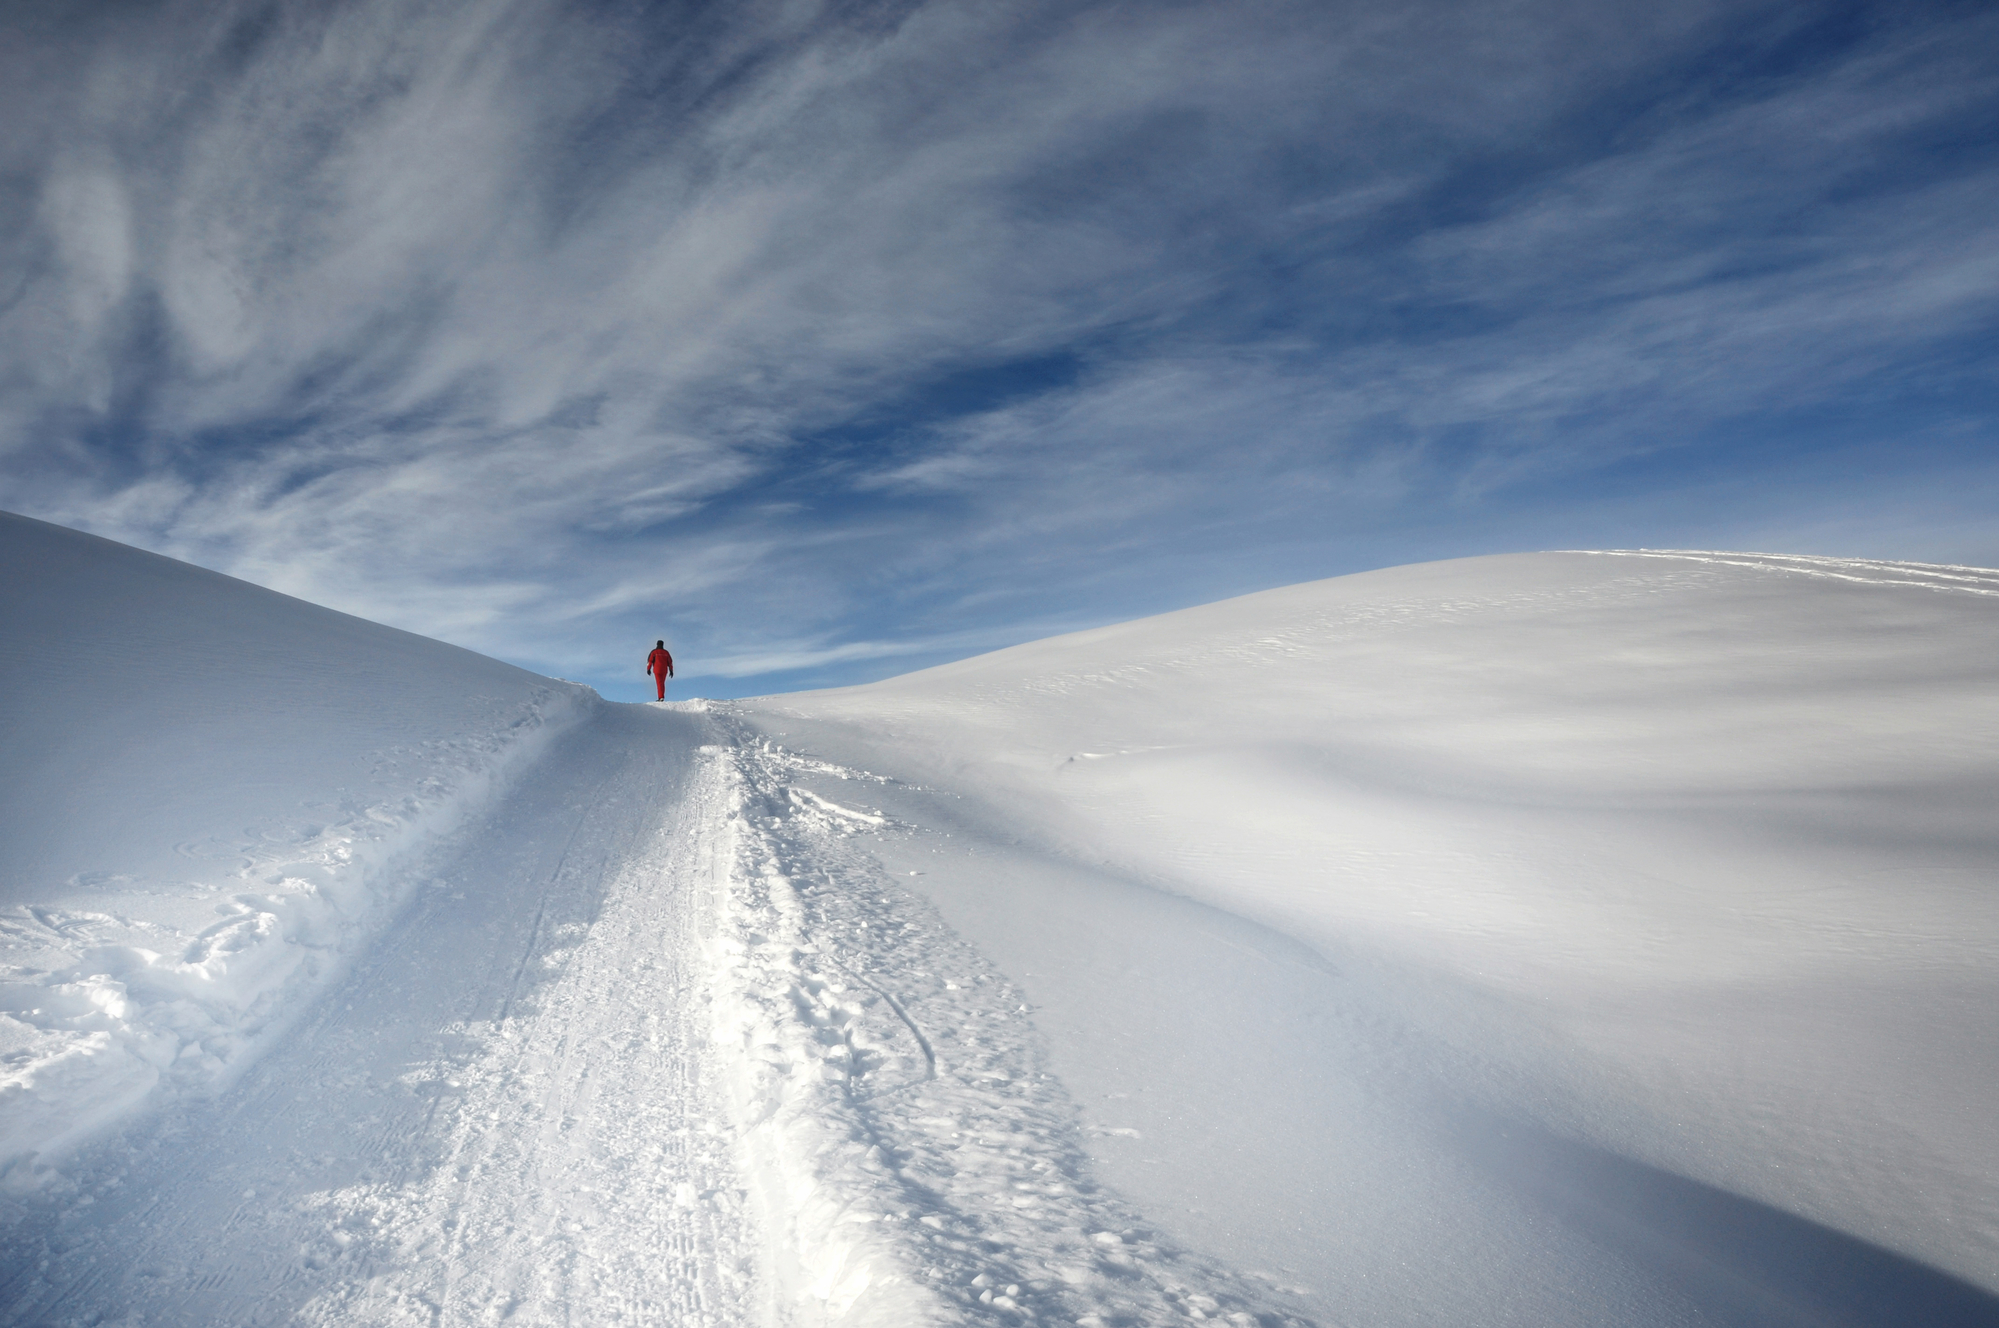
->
xmin=655 ymin=670 xmax=666 ymax=700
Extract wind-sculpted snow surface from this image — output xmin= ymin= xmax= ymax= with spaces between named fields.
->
xmin=0 ymin=513 xmax=592 ymax=1185
xmin=732 ymin=550 xmax=1999 ymax=1326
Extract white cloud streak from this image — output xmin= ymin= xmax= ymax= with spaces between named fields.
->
xmin=1 ymin=0 xmax=1995 ymax=693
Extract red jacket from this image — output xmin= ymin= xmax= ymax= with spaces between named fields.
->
xmin=647 ymin=647 xmax=673 ymax=678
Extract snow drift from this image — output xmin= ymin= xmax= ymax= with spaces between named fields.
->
xmin=0 ymin=512 xmax=592 ymax=1183
xmin=729 ymin=550 xmax=1999 ymax=1326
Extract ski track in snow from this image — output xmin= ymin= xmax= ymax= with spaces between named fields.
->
xmin=703 ymin=715 xmax=1323 ymax=1328
xmin=0 ymin=700 xmax=1325 ymax=1328
xmin=0 ymin=689 xmax=587 ymax=1189
xmin=0 ymin=705 xmax=753 ymax=1328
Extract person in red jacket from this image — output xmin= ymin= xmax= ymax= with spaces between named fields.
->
xmin=646 ymin=640 xmax=674 ymax=700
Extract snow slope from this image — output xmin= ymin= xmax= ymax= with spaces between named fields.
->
xmin=0 ymin=512 xmax=590 ymax=1183
xmin=6 ymin=522 xmax=1998 ymax=1328
xmin=726 ymin=550 xmax=1999 ymax=1327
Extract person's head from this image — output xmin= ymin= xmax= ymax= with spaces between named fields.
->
xmin=656 ymin=640 xmax=664 ymax=648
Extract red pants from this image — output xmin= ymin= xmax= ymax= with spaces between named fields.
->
xmin=651 ymin=670 xmax=667 ymax=700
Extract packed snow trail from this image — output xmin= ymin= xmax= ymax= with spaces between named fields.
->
xmin=703 ymin=716 xmax=1323 ymax=1327
xmin=0 ymin=703 xmax=752 ymax=1327
xmin=0 ymin=699 xmax=1326 ymax=1328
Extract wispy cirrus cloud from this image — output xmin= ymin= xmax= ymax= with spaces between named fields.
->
xmin=2 ymin=0 xmax=1996 ymax=695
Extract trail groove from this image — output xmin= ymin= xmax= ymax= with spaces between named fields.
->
xmin=0 ymin=704 xmax=754 ymax=1328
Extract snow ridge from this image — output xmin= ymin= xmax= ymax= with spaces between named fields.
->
xmin=704 ymin=717 xmax=1322 ymax=1328
xmin=0 ymin=685 xmax=592 ymax=1187
xmin=1581 ymin=548 xmax=1999 ymax=595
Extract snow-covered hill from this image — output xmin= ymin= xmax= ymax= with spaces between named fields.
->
xmin=4 ymin=517 xmax=1996 ymax=1327
xmin=727 ymin=550 xmax=1999 ymax=1326
xmin=0 ymin=512 xmax=590 ymax=1180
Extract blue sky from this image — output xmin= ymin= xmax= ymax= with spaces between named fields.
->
xmin=2 ymin=0 xmax=1996 ymax=700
